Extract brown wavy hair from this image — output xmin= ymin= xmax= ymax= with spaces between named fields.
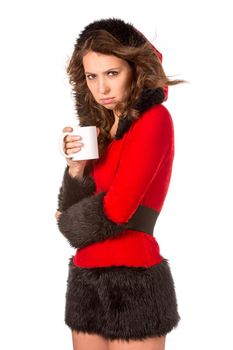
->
xmin=66 ymin=29 xmax=186 ymax=159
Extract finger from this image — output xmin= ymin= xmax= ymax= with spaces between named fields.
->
xmin=55 ymin=211 xmax=62 ymax=219
xmin=63 ymin=141 xmax=82 ymax=155
xmin=66 ymin=147 xmax=82 ymax=155
xmin=66 ymin=141 xmax=83 ymax=150
xmin=63 ymin=126 xmax=73 ymax=133
xmin=64 ymin=135 xmax=81 ymax=143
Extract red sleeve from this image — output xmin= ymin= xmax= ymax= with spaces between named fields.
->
xmin=103 ymin=105 xmax=174 ymax=224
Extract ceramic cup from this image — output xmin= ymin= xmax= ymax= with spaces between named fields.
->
xmin=59 ymin=125 xmax=99 ymax=160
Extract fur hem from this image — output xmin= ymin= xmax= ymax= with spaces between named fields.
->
xmin=57 ymin=166 xmax=96 ymax=212
xmin=64 ymin=257 xmax=181 ymax=340
xmin=57 ymin=192 xmax=126 ymax=248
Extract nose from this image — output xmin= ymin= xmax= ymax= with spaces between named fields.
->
xmin=98 ymin=77 xmax=110 ymax=94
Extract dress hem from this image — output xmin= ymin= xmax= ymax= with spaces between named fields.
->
xmin=64 ymin=256 xmax=181 ymax=340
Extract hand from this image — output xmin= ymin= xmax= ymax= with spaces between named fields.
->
xmin=55 ymin=210 xmax=62 ymax=220
xmin=62 ymin=126 xmax=87 ymax=174
xmin=62 ymin=126 xmax=100 ymax=177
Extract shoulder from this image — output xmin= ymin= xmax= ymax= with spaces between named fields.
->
xmin=131 ymin=104 xmax=174 ymax=135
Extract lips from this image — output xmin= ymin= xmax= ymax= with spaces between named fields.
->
xmin=100 ymin=97 xmax=115 ymax=105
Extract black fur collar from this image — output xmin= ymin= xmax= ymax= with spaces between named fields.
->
xmin=114 ymin=87 xmax=164 ymax=139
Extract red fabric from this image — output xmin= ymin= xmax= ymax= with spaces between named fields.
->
xmin=73 ymin=231 xmax=163 ymax=268
xmin=73 ymin=104 xmax=174 ymax=268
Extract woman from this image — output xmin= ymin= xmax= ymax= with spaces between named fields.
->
xmin=56 ymin=18 xmax=185 ymax=350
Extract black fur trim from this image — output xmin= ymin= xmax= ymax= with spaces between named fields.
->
xmin=57 ymin=166 xmax=96 ymax=212
xmin=114 ymin=88 xmax=165 ymax=140
xmin=65 ymin=257 xmax=181 ymax=340
xmin=57 ymin=192 xmax=126 ymax=248
xmin=134 ymin=88 xmax=165 ymax=114
xmin=114 ymin=116 xmax=134 ymax=140
xmin=76 ymin=17 xmax=146 ymax=48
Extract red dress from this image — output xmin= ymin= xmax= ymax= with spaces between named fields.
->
xmin=73 ymin=104 xmax=174 ymax=268
xmin=56 ymin=18 xmax=181 ymax=340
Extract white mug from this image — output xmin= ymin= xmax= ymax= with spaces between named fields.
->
xmin=59 ymin=125 xmax=99 ymax=160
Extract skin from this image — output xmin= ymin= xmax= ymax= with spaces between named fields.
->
xmin=56 ymin=51 xmax=166 ymax=350
xmin=71 ymin=331 xmax=166 ymax=350
xmin=83 ymin=51 xmax=132 ymax=114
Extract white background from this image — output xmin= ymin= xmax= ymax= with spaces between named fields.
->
xmin=0 ymin=1 xmax=232 ymax=349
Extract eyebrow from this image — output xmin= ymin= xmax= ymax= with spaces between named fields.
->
xmin=84 ymin=67 xmax=121 ymax=74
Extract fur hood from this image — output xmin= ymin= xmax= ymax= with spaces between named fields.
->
xmin=75 ymin=17 xmax=168 ymax=140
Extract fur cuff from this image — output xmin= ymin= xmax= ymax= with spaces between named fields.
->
xmin=57 ymin=192 xmax=126 ymax=248
xmin=57 ymin=166 xmax=96 ymax=212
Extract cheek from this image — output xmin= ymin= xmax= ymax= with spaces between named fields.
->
xmin=86 ymin=82 xmax=96 ymax=96
xmin=119 ymin=76 xmax=132 ymax=96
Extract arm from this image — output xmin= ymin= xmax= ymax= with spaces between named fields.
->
xmin=57 ymin=105 xmax=174 ymax=248
xmin=57 ymin=164 xmax=96 ymax=212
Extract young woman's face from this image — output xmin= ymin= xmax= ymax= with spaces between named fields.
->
xmin=83 ymin=51 xmax=133 ymax=114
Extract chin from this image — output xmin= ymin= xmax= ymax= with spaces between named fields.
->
xmin=100 ymin=103 xmax=116 ymax=110
xmin=103 ymin=105 xmax=114 ymax=110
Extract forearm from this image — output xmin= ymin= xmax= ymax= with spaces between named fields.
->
xmin=68 ymin=166 xmax=84 ymax=179
xmin=57 ymin=165 xmax=96 ymax=212
xmin=57 ymin=192 xmax=126 ymax=249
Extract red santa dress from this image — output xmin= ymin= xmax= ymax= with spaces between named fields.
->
xmin=57 ymin=102 xmax=180 ymax=341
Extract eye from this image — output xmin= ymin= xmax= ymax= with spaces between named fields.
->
xmin=108 ymin=71 xmax=119 ymax=77
xmin=86 ymin=74 xmax=96 ymax=80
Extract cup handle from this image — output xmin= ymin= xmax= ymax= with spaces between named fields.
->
xmin=59 ymin=132 xmax=74 ymax=158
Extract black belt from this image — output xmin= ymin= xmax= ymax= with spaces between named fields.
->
xmin=124 ymin=205 xmax=159 ymax=236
